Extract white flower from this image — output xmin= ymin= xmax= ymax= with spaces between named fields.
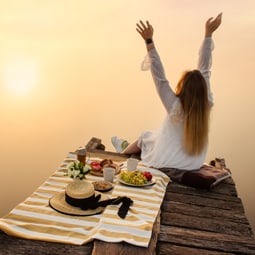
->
xmin=67 ymin=168 xmax=72 ymax=177
xmin=73 ymin=170 xmax=80 ymax=179
xmin=67 ymin=160 xmax=91 ymax=180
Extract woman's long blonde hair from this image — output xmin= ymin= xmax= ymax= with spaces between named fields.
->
xmin=175 ymin=70 xmax=210 ymax=155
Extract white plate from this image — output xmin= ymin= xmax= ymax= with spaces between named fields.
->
xmin=118 ymin=176 xmax=156 ymax=187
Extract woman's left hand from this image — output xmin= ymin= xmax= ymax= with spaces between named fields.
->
xmin=136 ymin=20 xmax=154 ymax=40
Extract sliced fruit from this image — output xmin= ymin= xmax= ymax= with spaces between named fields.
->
xmin=90 ymin=161 xmax=102 ymax=171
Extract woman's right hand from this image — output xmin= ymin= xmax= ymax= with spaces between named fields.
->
xmin=205 ymin=13 xmax=222 ymax=37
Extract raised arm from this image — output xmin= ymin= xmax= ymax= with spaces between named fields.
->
xmin=136 ymin=20 xmax=176 ymax=114
xmin=198 ymin=13 xmax=222 ymax=104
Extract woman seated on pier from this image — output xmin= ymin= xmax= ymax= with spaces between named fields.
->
xmin=112 ymin=14 xmax=223 ymax=187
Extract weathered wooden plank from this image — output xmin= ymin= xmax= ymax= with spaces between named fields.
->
xmin=0 ymin=230 xmax=93 ymax=255
xmin=86 ymin=137 xmax=103 ymax=150
xmin=161 ymin=211 xmax=253 ymax=237
xmin=161 ymin=200 xmax=249 ymax=224
xmin=157 ymin=243 xmax=236 ymax=255
xmin=166 ymin=181 xmax=238 ymax=199
xmin=158 ymin=225 xmax=255 ymax=254
xmin=86 ymin=149 xmax=129 ymax=160
xmin=164 ymin=192 xmax=244 ymax=211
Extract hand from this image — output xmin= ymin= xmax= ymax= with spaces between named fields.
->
xmin=205 ymin=13 xmax=222 ymax=37
xmin=136 ymin=20 xmax=154 ymax=40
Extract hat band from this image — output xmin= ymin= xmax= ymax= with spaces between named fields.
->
xmin=65 ymin=193 xmax=99 ymax=210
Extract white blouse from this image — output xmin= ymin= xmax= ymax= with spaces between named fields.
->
xmin=138 ymin=37 xmax=214 ymax=170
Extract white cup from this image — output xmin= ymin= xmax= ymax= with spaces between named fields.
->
xmin=103 ymin=167 xmax=115 ymax=183
xmin=127 ymin=158 xmax=139 ymax=171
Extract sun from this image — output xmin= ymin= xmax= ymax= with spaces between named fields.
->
xmin=4 ymin=57 xmax=38 ymax=96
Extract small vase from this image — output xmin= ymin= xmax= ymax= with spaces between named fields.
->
xmin=68 ymin=178 xmax=86 ymax=193
xmin=73 ymin=177 xmax=84 ymax=183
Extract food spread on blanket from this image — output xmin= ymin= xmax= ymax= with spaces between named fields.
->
xmin=0 ymin=151 xmax=170 ymax=247
xmin=90 ymin=158 xmax=120 ymax=176
xmin=119 ymin=170 xmax=153 ymax=185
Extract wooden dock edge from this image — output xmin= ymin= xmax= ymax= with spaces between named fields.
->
xmin=87 ymin=137 xmax=255 ymax=255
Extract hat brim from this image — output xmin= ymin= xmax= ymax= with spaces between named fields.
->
xmin=49 ymin=191 xmax=108 ymax=216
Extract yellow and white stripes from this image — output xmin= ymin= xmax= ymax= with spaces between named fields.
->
xmin=0 ymin=153 xmax=169 ymax=247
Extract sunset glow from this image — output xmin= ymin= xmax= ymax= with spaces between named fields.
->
xmin=4 ymin=57 xmax=38 ymax=96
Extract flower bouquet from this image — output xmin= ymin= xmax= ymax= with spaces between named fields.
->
xmin=67 ymin=161 xmax=91 ymax=180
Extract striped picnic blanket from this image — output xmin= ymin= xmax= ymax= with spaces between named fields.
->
xmin=0 ymin=152 xmax=170 ymax=247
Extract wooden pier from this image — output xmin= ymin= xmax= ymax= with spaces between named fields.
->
xmin=1 ymin=137 xmax=255 ymax=255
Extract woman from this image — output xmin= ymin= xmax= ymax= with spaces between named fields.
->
xmin=112 ymin=13 xmax=222 ymax=171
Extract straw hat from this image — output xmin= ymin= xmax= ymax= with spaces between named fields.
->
xmin=49 ymin=180 xmax=107 ymax=216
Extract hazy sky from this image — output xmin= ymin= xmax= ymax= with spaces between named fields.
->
xmin=0 ymin=0 xmax=255 ymax=230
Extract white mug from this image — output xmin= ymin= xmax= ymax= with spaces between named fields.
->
xmin=127 ymin=158 xmax=138 ymax=171
xmin=103 ymin=167 xmax=115 ymax=183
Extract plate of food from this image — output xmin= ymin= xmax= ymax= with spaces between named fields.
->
xmin=118 ymin=170 xmax=155 ymax=187
xmin=90 ymin=159 xmax=120 ymax=177
xmin=92 ymin=181 xmax=113 ymax=192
